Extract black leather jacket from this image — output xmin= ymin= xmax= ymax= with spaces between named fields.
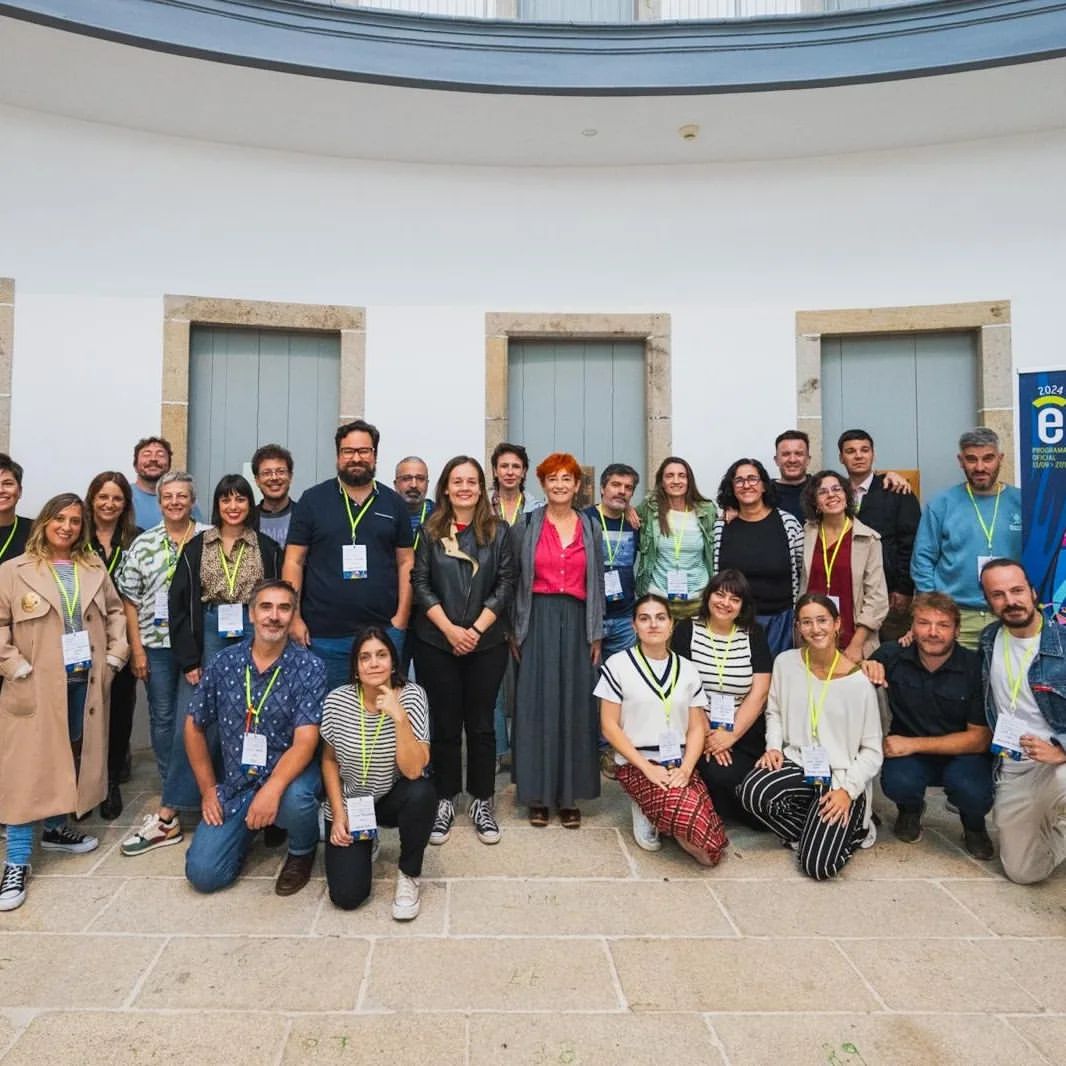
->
xmin=412 ymin=522 xmax=517 ymax=651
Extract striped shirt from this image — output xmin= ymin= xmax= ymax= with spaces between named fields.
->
xmin=684 ymin=623 xmax=772 ymax=707
xmin=320 ymin=681 xmax=430 ymax=816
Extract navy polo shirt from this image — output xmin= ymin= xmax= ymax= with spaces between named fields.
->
xmin=584 ymin=504 xmax=637 ymax=619
xmin=287 ymin=478 xmax=413 ymax=637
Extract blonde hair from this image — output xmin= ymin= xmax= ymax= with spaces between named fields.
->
xmin=24 ymin=493 xmax=99 ymax=565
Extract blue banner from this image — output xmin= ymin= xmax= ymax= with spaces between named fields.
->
xmin=1019 ymin=369 xmax=1066 ymax=621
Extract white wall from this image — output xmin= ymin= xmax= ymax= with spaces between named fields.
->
xmin=3 ymin=102 xmax=1065 ymax=511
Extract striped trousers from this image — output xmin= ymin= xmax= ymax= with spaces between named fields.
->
xmin=738 ymin=760 xmax=867 ymax=881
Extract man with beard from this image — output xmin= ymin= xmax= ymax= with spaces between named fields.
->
xmin=912 ymin=428 xmax=1023 ymax=649
xmin=130 ymin=436 xmax=174 ymax=529
xmin=283 ymin=420 xmax=414 ymax=690
xmin=872 ymin=592 xmax=994 ymax=859
xmin=979 ymin=559 xmax=1066 ymax=884
xmin=393 ymin=456 xmax=434 ymax=548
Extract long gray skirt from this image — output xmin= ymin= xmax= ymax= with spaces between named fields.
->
xmin=513 ymin=594 xmax=601 ymax=808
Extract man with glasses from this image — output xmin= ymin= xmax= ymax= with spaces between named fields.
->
xmin=252 ymin=444 xmax=298 ymax=548
xmin=393 ymin=456 xmax=434 ymax=547
xmin=283 ymin=420 xmax=415 ymax=690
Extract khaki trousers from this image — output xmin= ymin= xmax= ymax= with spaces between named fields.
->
xmin=994 ymin=760 xmax=1066 ymax=884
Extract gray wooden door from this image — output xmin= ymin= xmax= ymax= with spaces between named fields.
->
xmin=188 ymin=326 xmax=340 ymax=500
xmin=821 ymin=331 xmax=978 ymax=501
xmin=508 ymin=338 xmax=645 ymax=493
xmin=518 ymin=0 xmax=634 ymax=20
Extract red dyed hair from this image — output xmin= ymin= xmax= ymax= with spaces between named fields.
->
xmin=535 ymin=452 xmax=583 ymax=483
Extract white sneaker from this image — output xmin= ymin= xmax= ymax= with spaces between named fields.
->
xmin=630 ymin=802 xmax=661 ymax=852
xmin=121 ymin=813 xmax=182 ymax=856
xmin=860 ymin=821 xmax=877 ymax=849
xmin=0 ymin=863 xmax=28 ymax=911
xmin=392 ymin=871 xmax=421 ymax=921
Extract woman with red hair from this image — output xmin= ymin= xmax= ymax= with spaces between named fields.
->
xmin=511 ymin=453 xmax=605 ymax=828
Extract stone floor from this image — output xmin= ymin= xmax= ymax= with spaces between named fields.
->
xmin=0 ymin=752 xmax=1063 ymax=1065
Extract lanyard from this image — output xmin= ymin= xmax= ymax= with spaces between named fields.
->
xmin=244 ymin=663 xmax=281 ymax=733
xmin=1003 ymin=623 xmax=1041 ymax=710
xmin=49 ymin=562 xmax=80 ymax=631
xmin=966 ymin=483 xmax=1002 ymax=551
xmin=218 ymin=541 xmax=246 ymax=599
xmin=106 ymin=544 xmax=122 ymax=575
xmin=412 ymin=500 xmax=429 ymax=552
xmin=635 ymin=648 xmax=681 ymax=729
xmin=819 ymin=518 xmax=851 ymax=589
xmin=357 ymin=684 xmax=388 ymax=786
xmin=0 ymin=517 xmax=17 ymax=561
xmin=597 ymin=505 xmax=624 ymax=567
xmin=670 ymin=509 xmax=691 ymax=562
xmin=339 ymin=480 xmax=377 ymax=543
xmin=164 ymin=522 xmax=194 ymax=582
xmin=706 ymin=623 xmax=737 ymax=691
xmin=498 ymin=493 xmax=522 ymax=527
xmin=804 ymin=647 xmax=841 ymax=740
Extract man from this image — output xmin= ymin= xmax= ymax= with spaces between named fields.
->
xmin=184 ymin=579 xmax=326 ymax=896
xmin=979 ymin=559 xmax=1066 ymax=884
xmin=872 ymin=592 xmax=994 ymax=859
xmin=912 ymin=428 xmax=1023 ymax=649
xmin=253 ymin=444 xmax=297 ymax=547
xmin=0 ymin=454 xmax=30 ymax=564
xmin=393 ymin=456 xmax=434 ymax=548
xmin=130 ymin=436 xmax=174 ymax=529
xmin=770 ymin=430 xmax=812 ymax=523
xmin=283 ymin=419 xmax=414 ymax=690
xmin=838 ymin=429 xmax=921 ymax=637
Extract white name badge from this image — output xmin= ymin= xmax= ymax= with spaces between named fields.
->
xmin=217 ymin=603 xmax=244 ymax=638
xmin=240 ymin=731 xmax=268 ymax=772
xmin=346 ymin=794 xmax=378 ymax=841
xmin=658 ymin=729 xmax=683 ymax=765
xmin=342 ymin=543 xmax=368 ymax=580
xmin=153 ymin=589 xmax=170 ymax=626
xmin=991 ymin=714 xmax=1024 ymax=760
xmin=604 ymin=569 xmax=624 ymax=601
xmin=827 ymin=594 xmax=841 ymax=611
xmin=801 ymin=743 xmax=832 ymax=784
xmin=666 ymin=570 xmax=689 ymax=601
xmin=977 ymin=554 xmax=994 ymax=582
xmin=61 ymin=629 xmax=91 ymax=673
xmin=708 ymin=693 xmax=736 ymax=731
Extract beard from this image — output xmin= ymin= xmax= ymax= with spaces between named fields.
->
xmin=339 ymin=463 xmax=375 ymax=488
xmin=1001 ymin=606 xmax=1037 ymax=630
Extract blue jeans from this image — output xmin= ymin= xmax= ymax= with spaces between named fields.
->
xmin=310 ymin=627 xmax=406 ymax=693
xmin=602 ymin=615 xmax=637 ymax=658
xmin=881 ymin=753 xmax=995 ymax=829
xmin=145 ymin=647 xmax=180 ymax=784
xmin=185 ymin=761 xmax=322 ymax=893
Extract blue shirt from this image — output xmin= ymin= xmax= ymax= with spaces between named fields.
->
xmin=132 ymin=484 xmax=203 ymax=530
xmin=287 ymin=478 xmax=414 ymax=637
xmin=190 ymin=638 xmax=326 ymax=815
xmin=584 ymin=504 xmax=638 ymax=618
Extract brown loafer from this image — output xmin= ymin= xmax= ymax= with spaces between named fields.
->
xmin=529 ymin=805 xmax=549 ymax=827
xmin=559 ymin=808 xmax=581 ymax=829
xmin=275 ymin=850 xmax=314 ymax=896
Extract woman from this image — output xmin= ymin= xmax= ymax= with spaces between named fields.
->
xmin=412 ymin=456 xmax=516 ymax=847
xmin=800 ymin=470 xmax=888 ymax=662
xmin=713 ymin=458 xmax=803 ymax=657
xmin=84 ymin=470 xmax=141 ymax=819
xmin=0 ymin=494 xmax=127 ymax=911
xmin=738 ymin=594 xmax=883 ymax=880
xmin=636 ymin=456 xmax=716 ymax=620
xmin=672 ymin=570 xmax=771 ymax=829
xmin=512 ymin=452 xmax=604 ymax=828
xmin=121 ymin=474 xmax=281 ymax=858
xmin=321 ymin=628 xmax=434 ymax=921
xmin=598 ymin=593 xmax=727 ymax=865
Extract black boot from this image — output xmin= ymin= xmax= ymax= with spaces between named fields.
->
xmin=100 ymin=781 xmax=124 ymax=821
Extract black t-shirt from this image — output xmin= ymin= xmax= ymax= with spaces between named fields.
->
xmin=0 ymin=515 xmax=30 ymax=565
xmin=773 ymin=479 xmax=809 ymax=523
xmin=287 ymin=478 xmax=413 ymax=637
xmin=718 ymin=510 xmax=793 ymax=614
xmin=872 ymin=640 xmax=985 ymax=738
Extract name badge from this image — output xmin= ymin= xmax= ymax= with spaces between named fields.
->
xmin=827 ymin=594 xmax=841 ymax=611
xmin=801 ymin=743 xmax=832 ymax=786
xmin=991 ymin=713 xmax=1024 ymax=761
xmin=342 ymin=544 xmax=368 ymax=580
xmin=153 ymin=589 xmax=170 ymax=626
xmin=346 ymin=794 xmax=378 ymax=841
xmin=61 ymin=629 xmax=91 ymax=674
xmin=658 ymin=729 xmax=683 ymax=767
xmin=240 ymin=731 xmax=268 ymax=775
xmin=708 ymin=693 xmax=735 ymax=731
xmin=217 ymin=603 xmax=244 ymax=638
xmin=666 ymin=570 xmax=689 ymax=601
xmin=977 ymin=554 xmax=994 ymax=582
xmin=604 ymin=569 xmax=624 ymax=602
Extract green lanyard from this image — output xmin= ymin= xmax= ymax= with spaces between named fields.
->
xmin=966 ymin=483 xmax=1002 ymax=551
xmin=106 ymin=544 xmax=122 ymax=575
xmin=804 ymin=647 xmax=841 ymax=741
xmin=1003 ymin=623 xmax=1041 ymax=710
xmin=339 ymin=480 xmax=377 ymax=543
xmin=412 ymin=500 xmax=429 ymax=552
xmin=244 ymin=664 xmax=281 ymax=733
xmin=164 ymin=522 xmax=194 ymax=582
xmin=0 ymin=517 xmax=18 ymax=562
xmin=707 ymin=623 xmax=736 ymax=691
xmin=498 ymin=493 xmax=523 ymax=527
xmin=218 ymin=541 xmax=246 ymax=599
xmin=635 ymin=648 xmax=681 ymax=729
xmin=597 ymin=505 xmax=624 ymax=567
xmin=671 ymin=509 xmax=691 ymax=563
xmin=49 ymin=561 xmax=80 ymax=632
xmin=819 ymin=518 xmax=851 ymax=589
xmin=357 ymin=684 xmax=388 ymax=785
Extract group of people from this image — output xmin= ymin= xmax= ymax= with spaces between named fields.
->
xmin=0 ymin=418 xmax=1061 ymax=921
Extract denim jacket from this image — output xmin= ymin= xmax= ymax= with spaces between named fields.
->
xmin=979 ymin=614 xmax=1066 ymax=749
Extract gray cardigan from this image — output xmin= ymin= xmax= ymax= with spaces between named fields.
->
xmin=511 ymin=506 xmax=605 ymax=646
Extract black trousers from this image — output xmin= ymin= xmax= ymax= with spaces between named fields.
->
xmin=107 ymin=665 xmax=137 ymax=784
xmin=324 ymin=775 xmax=437 ymax=911
xmin=412 ymin=637 xmax=509 ymax=801
xmin=697 ymin=749 xmax=767 ymax=831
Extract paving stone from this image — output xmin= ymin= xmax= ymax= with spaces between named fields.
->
xmin=29 ymin=829 xmax=125 ymax=876
xmin=493 ymin=780 xmax=628 ymax=828
xmin=610 ymin=938 xmax=878 ymax=1012
xmin=1004 ymin=1016 xmax=1066 ymax=1064
xmin=284 ymin=1015 xmax=466 ymax=1063
xmin=0 ymin=876 xmax=120 ymax=932
xmin=364 ymin=938 xmax=620 ymax=1011
xmin=838 ymin=827 xmax=998 ymax=880
xmin=942 ymin=880 xmax=1066 ymax=936
xmin=314 ymin=878 xmax=446 ymax=936
xmin=135 ymin=936 xmax=364 ymax=1010
xmin=981 ymin=938 xmax=1066 ymax=1011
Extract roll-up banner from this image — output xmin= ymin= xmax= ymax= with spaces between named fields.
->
xmin=1018 ymin=369 xmax=1066 ymax=621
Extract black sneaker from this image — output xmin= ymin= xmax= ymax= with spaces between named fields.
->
xmin=892 ymin=805 xmax=923 ymax=844
xmin=469 ymin=797 xmax=501 ymax=845
xmin=429 ymin=798 xmax=454 ymax=845
xmin=41 ymin=825 xmax=98 ymax=854
xmin=963 ymin=825 xmax=995 ymax=861
xmin=0 ymin=863 xmax=28 ymax=911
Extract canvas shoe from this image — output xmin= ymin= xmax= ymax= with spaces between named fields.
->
xmin=469 ymin=798 xmax=501 ymax=845
xmin=0 ymin=863 xmax=28 ymax=911
xmin=429 ymin=798 xmax=454 ymax=845
xmin=41 ymin=824 xmax=98 ymax=854
xmin=631 ymin=802 xmax=661 ymax=852
xmin=392 ymin=871 xmax=421 ymax=921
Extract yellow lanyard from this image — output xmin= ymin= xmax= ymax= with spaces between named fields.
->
xmin=412 ymin=500 xmax=429 ymax=552
xmin=966 ymin=483 xmax=1002 ymax=551
xmin=819 ymin=518 xmax=851 ymax=589
xmin=49 ymin=561 xmax=80 ymax=632
xmin=635 ymin=648 xmax=681 ymax=729
xmin=597 ymin=505 xmax=624 ymax=567
xmin=804 ymin=647 xmax=841 ymax=741
xmin=244 ymin=663 xmax=281 ymax=733
xmin=339 ymin=480 xmax=377 ymax=543
xmin=0 ymin=517 xmax=18 ymax=561
xmin=498 ymin=493 xmax=522 ymax=527
xmin=706 ymin=623 xmax=736 ymax=691
xmin=357 ymin=684 xmax=389 ymax=786
xmin=1003 ymin=623 xmax=1041 ymax=710
xmin=671 ymin=509 xmax=690 ymax=562
xmin=218 ymin=541 xmax=246 ymax=599
xmin=164 ymin=522 xmax=194 ymax=582
xmin=106 ymin=544 xmax=122 ymax=575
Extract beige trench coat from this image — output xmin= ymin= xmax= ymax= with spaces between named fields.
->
xmin=0 ymin=553 xmax=128 ymax=824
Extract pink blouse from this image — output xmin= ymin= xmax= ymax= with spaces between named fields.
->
xmin=531 ymin=515 xmax=587 ymax=600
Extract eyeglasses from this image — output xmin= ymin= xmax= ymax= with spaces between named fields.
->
xmin=395 ymin=474 xmax=428 ymax=483
xmin=732 ymin=475 xmax=762 ymax=487
xmin=339 ymin=447 xmax=375 ymax=459
xmin=257 ymin=467 xmax=290 ymax=480
xmin=816 ymin=485 xmax=845 ymax=498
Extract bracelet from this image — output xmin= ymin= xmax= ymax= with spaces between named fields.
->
xmin=471 ymin=623 xmax=484 ymax=636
